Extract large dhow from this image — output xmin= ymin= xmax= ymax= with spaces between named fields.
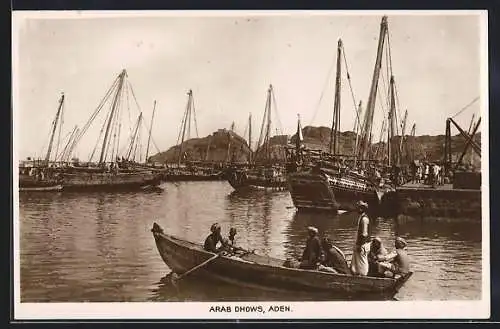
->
xmin=60 ymin=69 xmax=162 ymax=191
xmin=225 ymin=85 xmax=288 ymax=191
xmin=287 ymin=16 xmax=405 ymax=214
xmin=151 ymin=223 xmax=412 ymax=300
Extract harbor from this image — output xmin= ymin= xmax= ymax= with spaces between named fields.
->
xmin=14 ymin=12 xmax=485 ymax=311
xmin=19 ymin=181 xmax=481 ymax=302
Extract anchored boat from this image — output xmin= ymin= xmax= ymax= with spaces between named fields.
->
xmin=225 ymin=85 xmax=288 ymax=191
xmin=151 ymin=222 xmax=412 ymax=300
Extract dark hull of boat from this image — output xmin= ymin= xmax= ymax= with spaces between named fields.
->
xmin=152 ymin=224 xmax=412 ymax=300
xmin=61 ymin=171 xmax=162 ymax=191
xmin=19 ymin=174 xmax=63 ymax=192
xmin=226 ymin=170 xmax=288 ymax=191
xmin=287 ymin=171 xmax=384 ymax=214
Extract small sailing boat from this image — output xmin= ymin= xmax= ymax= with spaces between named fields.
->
xmin=60 ymin=69 xmax=162 ymax=191
xmin=19 ymin=93 xmax=66 ymax=192
xmin=225 ymin=84 xmax=288 ymax=191
xmin=162 ymin=90 xmax=224 ymax=182
xmin=287 ymin=17 xmax=400 ymax=214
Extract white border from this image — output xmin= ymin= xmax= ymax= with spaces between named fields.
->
xmin=12 ymin=10 xmax=490 ymax=320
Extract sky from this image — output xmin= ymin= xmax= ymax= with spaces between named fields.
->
xmin=13 ymin=11 xmax=485 ymax=161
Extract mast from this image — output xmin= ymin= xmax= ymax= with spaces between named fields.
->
xmin=353 ymin=101 xmax=362 ymax=164
xmin=388 ymin=75 xmax=396 ymax=166
xmin=248 ymin=112 xmax=252 ymax=163
xmin=358 ymin=16 xmax=388 ymax=161
xmin=329 ymin=39 xmax=342 ymax=155
xmin=178 ymin=89 xmax=193 ymax=166
xmin=99 ymin=70 xmax=126 ymax=164
xmin=399 ymin=109 xmax=408 ymax=165
xmin=45 ymin=93 xmax=65 ymax=164
xmin=58 ymin=125 xmax=78 ymax=162
xmin=145 ymin=100 xmax=156 ymax=163
xmin=126 ymin=113 xmax=143 ymax=160
xmin=408 ymin=123 xmax=416 ymax=163
xmin=266 ymin=85 xmax=273 ymax=163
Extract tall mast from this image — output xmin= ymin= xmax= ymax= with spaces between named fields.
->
xmin=358 ymin=16 xmax=388 ymax=160
xmin=145 ymin=100 xmax=156 ymax=163
xmin=45 ymin=93 xmax=65 ymax=164
xmin=329 ymin=39 xmax=342 ymax=155
xmin=178 ymin=89 xmax=192 ymax=166
xmin=99 ymin=70 xmax=126 ymax=164
xmin=266 ymin=85 xmax=273 ymax=162
xmin=353 ymin=101 xmax=362 ymax=164
xmin=399 ymin=109 xmax=408 ymax=165
xmin=126 ymin=113 xmax=143 ymax=160
xmin=248 ymin=112 xmax=252 ymax=163
xmin=388 ymin=75 xmax=396 ymax=166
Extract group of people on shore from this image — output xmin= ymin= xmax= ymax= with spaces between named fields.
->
xmin=203 ymin=200 xmax=410 ymax=278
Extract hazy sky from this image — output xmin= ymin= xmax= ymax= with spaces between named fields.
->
xmin=13 ymin=11 xmax=484 ymax=160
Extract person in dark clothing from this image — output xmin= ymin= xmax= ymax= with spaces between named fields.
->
xmin=299 ymin=226 xmax=321 ymax=270
xmin=318 ymin=237 xmax=351 ymax=274
xmin=203 ymin=223 xmax=224 ymax=253
xmin=368 ymin=237 xmax=388 ymax=276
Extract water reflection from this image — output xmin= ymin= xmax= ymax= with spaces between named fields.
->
xmin=19 ymin=182 xmax=481 ymax=302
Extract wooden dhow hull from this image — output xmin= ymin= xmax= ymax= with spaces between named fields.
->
xmin=61 ymin=170 xmax=162 ymax=191
xmin=152 ymin=223 xmax=412 ymax=300
xmin=226 ymin=168 xmax=288 ymax=192
xmin=287 ymin=169 xmax=389 ymax=214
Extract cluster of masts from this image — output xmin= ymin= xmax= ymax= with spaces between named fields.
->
xmin=34 ymin=16 xmax=479 ymax=169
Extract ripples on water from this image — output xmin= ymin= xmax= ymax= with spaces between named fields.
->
xmin=19 ymin=181 xmax=482 ymax=302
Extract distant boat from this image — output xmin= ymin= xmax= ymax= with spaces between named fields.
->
xmin=225 ymin=85 xmax=288 ymax=191
xmin=59 ymin=70 xmax=162 ymax=191
xmin=19 ymin=93 xmax=66 ymax=192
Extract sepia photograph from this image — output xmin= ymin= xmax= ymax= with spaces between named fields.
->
xmin=12 ymin=10 xmax=489 ymax=319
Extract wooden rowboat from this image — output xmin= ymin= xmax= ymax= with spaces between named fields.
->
xmin=152 ymin=223 xmax=413 ymax=300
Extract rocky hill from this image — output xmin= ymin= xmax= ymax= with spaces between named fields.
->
xmin=150 ymin=126 xmax=481 ymax=165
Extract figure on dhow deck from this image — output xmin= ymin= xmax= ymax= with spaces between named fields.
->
xmin=350 ymin=200 xmax=371 ymax=276
xmin=203 ymin=223 xmax=225 ymax=253
xmin=299 ymin=226 xmax=321 ymax=270
xmin=318 ymin=237 xmax=351 ymax=274
xmin=376 ymin=237 xmax=410 ymax=278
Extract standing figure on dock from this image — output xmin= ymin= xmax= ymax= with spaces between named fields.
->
xmin=299 ymin=226 xmax=321 ymax=270
xmin=350 ymin=201 xmax=371 ymax=276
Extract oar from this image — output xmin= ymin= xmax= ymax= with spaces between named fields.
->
xmin=171 ymin=253 xmax=221 ymax=284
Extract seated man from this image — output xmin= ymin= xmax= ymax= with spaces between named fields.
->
xmin=299 ymin=226 xmax=321 ymax=270
xmin=376 ymin=237 xmax=410 ymax=278
xmin=318 ymin=237 xmax=350 ymax=275
xmin=368 ymin=237 xmax=388 ymax=276
xmin=203 ymin=223 xmax=225 ymax=253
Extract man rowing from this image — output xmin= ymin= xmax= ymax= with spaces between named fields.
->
xmin=203 ymin=223 xmax=225 ymax=253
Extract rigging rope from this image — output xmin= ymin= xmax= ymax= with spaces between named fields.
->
xmin=309 ymin=55 xmax=336 ymax=126
xmin=72 ymin=75 xmax=120 ymax=152
xmin=191 ymin=97 xmax=200 ymax=138
xmin=54 ymin=100 xmax=65 ymax=161
xmin=271 ymin=88 xmax=284 ymax=135
xmin=341 ymin=45 xmax=361 ymax=130
xmin=450 ymin=96 xmax=480 ymax=119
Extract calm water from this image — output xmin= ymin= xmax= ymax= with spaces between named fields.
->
xmin=19 ymin=181 xmax=482 ymax=302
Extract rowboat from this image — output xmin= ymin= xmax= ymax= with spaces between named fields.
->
xmin=151 ymin=223 xmax=413 ymax=300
